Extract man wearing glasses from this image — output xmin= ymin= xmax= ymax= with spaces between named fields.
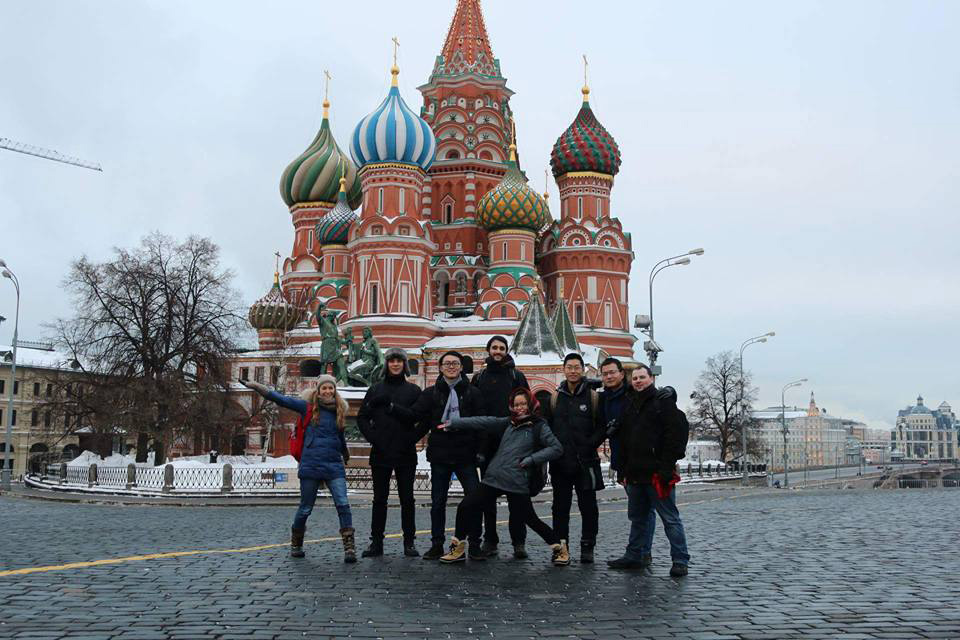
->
xmin=544 ymin=353 xmax=604 ymax=565
xmin=413 ymin=350 xmax=486 ymax=560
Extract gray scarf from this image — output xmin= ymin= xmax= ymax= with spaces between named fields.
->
xmin=441 ymin=377 xmax=461 ymax=423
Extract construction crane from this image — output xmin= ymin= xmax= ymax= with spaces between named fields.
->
xmin=0 ymin=137 xmax=102 ymax=172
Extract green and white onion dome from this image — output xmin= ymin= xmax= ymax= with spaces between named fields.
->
xmin=280 ymin=100 xmax=362 ymax=209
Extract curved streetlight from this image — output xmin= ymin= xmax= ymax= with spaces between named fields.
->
xmin=780 ymin=378 xmax=807 ymax=488
xmin=739 ymin=331 xmax=774 ymax=486
xmin=637 ymin=248 xmax=704 ymax=374
xmin=1 ymin=260 xmax=20 ymax=490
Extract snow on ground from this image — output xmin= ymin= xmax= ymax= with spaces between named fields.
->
xmin=68 ymin=451 xmax=298 ymax=468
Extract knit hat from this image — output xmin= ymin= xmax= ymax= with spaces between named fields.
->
xmin=315 ymin=374 xmax=337 ymax=388
xmin=486 ymin=335 xmax=509 ymax=351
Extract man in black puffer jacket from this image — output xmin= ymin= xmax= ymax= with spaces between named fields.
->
xmin=357 ymin=347 xmax=422 ymax=558
xmin=608 ymin=364 xmax=691 ymax=576
xmin=413 ymin=350 xmax=486 ymax=560
xmin=470 ymin=335 xmax=529 ymax=556
xmin=543 ymin=353 xmax=605 ymax=565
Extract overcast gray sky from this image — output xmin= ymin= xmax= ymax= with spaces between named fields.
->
xmin=2 ymin=1 xmax=958 ymax=428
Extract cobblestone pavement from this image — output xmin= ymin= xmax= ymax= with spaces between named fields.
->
xmin=2 ymin=488 xmax=958 ymax=639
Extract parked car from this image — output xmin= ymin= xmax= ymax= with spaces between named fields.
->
xmin=920 ymin=460 xmax=928 ymax=466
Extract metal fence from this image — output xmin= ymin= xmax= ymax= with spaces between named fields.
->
xmin=66 ymin=466 xmax=88 ymax=485
xmin=135 ymin=466 xmax=165 ymax=490
xmin=97 ymin=465 xmax=128 ymax=487
xmin=173 ymin=466 xmax=223 ymax=491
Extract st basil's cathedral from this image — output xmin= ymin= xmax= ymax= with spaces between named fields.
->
xmin=238 ymin=0 xmax=635 ymax=450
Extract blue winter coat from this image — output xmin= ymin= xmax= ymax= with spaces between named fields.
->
xmin=267 ymin=391 xmax=347 ymax=481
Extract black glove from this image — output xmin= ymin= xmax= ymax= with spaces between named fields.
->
xmin=605 ymin=418 xmax=620 ymax=437
xmin=658 ymin=463 xmax=676 ymax=480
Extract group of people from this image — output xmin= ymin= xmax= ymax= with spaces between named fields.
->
xmin=239 ymin=336 xmax=691 ymax=576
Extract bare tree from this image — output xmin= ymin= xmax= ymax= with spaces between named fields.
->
xmin=44 ymin=232 xmax=247 ymax=464
xmin=688 ymin=350 xmax=764 ymax=462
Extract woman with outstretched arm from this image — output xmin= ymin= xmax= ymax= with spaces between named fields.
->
xmin=239 ymin=374 xmax=356 ymax=563
xmin=435 ymin=388 xmax=570 ymax=566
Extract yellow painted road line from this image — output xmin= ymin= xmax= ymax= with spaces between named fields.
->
xmin=0 ymin=501 xmax=720 ymax=578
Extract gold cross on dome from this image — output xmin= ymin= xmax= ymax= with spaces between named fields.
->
xmin=323 ymin=70 xmax=332 ymax=102
xmin=583 ymin=54 xmax=589 ymax=87
xmin=274 ymin=251 xmax=281 ymax=273
xmin=392 ymin=37 xmax=400 ymax=66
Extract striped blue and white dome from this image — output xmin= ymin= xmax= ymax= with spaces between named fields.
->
xmin=350 ymin=73 xmax=436 ymax=171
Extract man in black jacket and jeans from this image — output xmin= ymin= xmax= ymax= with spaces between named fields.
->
xmin=356 ymin=347 xmax=422 ymax=557
xmin=414 ymin=351 xmax=486 ymax=560
xmin=608 ymin=364 xmax=690 ymax=576
xmin=544 ymin=352 xmax=605 ymax=565
xmin=470 ymin=335 xmax=529 ymax=557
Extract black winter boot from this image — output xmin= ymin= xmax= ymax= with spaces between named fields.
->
xmin=423 ymin=542 xmax=445 ymax=560
xmin=361 ymin=539 xmax=383 ymax=558
xmin=580 ymin=540 xmax=595 ymax=564
xmin=290 ymin=527 xmax=305 ymax=558
xmin=468 ymin=541 xmax=487 ymax=560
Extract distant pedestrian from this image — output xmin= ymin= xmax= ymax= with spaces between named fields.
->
xmin=240 ymin=375 xmax=356 ymax=563
xmin=470 ymin=335 xmax=530 ymax=557
xmin=437 ymin=388 xmax=568 ymax=566
xmin=543 ymin=353 xmax=604 ymax=565
xmin=608 ymin=365 xmax=691 ymax=576
xmin=356 ymin=347 xmax=422 ymax=558
xmin=413 ymin=351 xmax=485 ymax=560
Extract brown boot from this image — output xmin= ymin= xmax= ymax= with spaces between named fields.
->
xmin=551 ymin=540 xmax=570 ymax=566
xmin=340 ymin=527 xmax=357 ymax=564
xmin=291 ymin=527 xmax=305 ymax=558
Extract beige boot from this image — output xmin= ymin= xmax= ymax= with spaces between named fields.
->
xmin=439 ymin=537 xmax=467 ymax=563
xmin=551 ymin=539 xmax=570 ymax=566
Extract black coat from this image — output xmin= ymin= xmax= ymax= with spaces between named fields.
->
xmin=470 ymin=355 xmax=530 ymax=418
xmin=543 ymin=380 xmax=604 ymax=475
xmin=413 ymin=374 xmax=485 ymax=466
xmin=357 ymin=373 xmax=422 ymax=468
xmin=618 ymin=385 xmax=688 ymax=484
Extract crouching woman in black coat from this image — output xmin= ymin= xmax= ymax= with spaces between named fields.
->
xmin=436 ymin=388 xmax=570 ymax=566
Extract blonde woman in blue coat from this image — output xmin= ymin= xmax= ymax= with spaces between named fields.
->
xmin=241 ymin=374 xmax=355 ymax=562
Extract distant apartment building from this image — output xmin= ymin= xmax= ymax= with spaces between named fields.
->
xmin=0 ymin=344 xmax=82 ymax=478
xmin=892 ymin=396 xmax=958 ymax=461
xmin=753 ymin=392 xmax=848 ymax=471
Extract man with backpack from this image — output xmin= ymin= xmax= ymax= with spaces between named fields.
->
xmin=608 ymin=364 xmax=691 ymax=576
xmin=413 ymin=350 xmax=486 ymax=560
xmin=470 ymin=335 xmax=529 ymax=557
xmin=544 ymin=352 xmax=605 ymax=565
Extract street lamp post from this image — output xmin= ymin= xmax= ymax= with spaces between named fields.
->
xmin=739 ymin=331 xmax=775 ymax=486
xmin=780 ymin=378 xmax=807 ymax=488
xmin=1 ymin=259 xmax=20 ymax=491
xmin=636 ymin=248 xmax=704 ymax=375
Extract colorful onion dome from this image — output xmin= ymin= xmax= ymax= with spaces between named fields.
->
xmin=315 ymin=177 xmax=357 ymax=245
xmin=476 ymin=146 xmax=549 ymax=232
xmin=280 ymin=100 xmax=362 ymax=209
xmin=248 ymin=274 xmax=303 ymax=331
xmin=550 ymin=86 xmax=621 ymax=178
xmin=350 ymin=65 xmax=436 ymax=171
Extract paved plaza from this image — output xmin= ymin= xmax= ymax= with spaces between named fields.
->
xmin=1 ymin=487 xmax=959 ymax=639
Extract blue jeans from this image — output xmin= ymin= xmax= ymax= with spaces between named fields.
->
xmin=625 ymin=483 xmax=690 ymax=565
xmin=293 ymin=476 xmax=352 ymax=531
xmin=431 ymin=462 xmax=480 ymax=543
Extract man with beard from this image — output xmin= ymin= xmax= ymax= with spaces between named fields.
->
xmin=470 ymin=335 xmax=530 ymax=558
xmin=608 ymin=364 xmax=690 ymax=576
xmin=414 ymin=351 xmax=485 ymax=560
